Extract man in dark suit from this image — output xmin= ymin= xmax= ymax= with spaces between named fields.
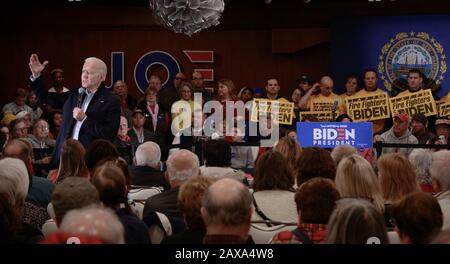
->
xmin=143 ymin=149 xmax=200 ymax=234
xmin=29 ymin=54 xmax=121 ymax=167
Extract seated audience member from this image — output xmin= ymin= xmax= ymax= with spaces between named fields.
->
xmin=59 ymin=206 xmax=125 ymax=244
xmin=26 ymin=91 xmax=43 ymax=122
xmin=130 ymin=142 xmax=170 ymax=191
xmin=296 ymin=147 xmax=336 ymax=186
xmin=3 ymin=139 xmax=55 ymax=209
xmin=162 ymin=176 xmax=215 ymax=244
xmin=378 ymin=153 xmax=420 ymax=229
xmin=2 ymin=88 xmax=33 ymax=116
xmin=326 ymin=198 xmax=388 ymax=244
xmin=91 ymin=164 xmax=150 ymax=244
xmin=143 ymin=150 xmax=200 ymax=233
xmin=200 ymin=139 xmax=246 ymax=181
xmin=391 ymin=192 xmax=443 ymax=244
xmin=48 ymin=112 xmax=62 ymax=139
xmin=375 ymin=112 xmax=418 ymax=156
xmin=433 ymin=118 xmax=450 ymax=144
xmin=273 ymin=136 xmax=302 ymax=179
xmin=94 ymin=158 xmax=132 ymax=190
xmin=48 ymin=139 xmax=89 ymax=183
xmin=137 ymin=86 xmax=169 ymax=152
xmin=128 ymin=109 xmax=155 ymax=155
xmin=335 ymin=154 xmax=384 ymax=213
xmin=0 ymin=158 xmax=44 ymax=243
xmin=113 ymin=115 xmax=132 ymax=164
xmin=9 ymin=118 xmax=28 ymax=140
xmin=251 ymin=151 xmax=297 ymax=224
xmin=27 ymin=119 xmax=55 ymax=149
xmin=429 ymin=150 xmax=450 ymax=230
xmin=202 ymin=178 xmax=253 ymax=244
xmin=409 ymin=149 xmax=434 ymax=192
xmin=330 ymin=144 xmax=358 ymax=167
xmin=51 ymin=177 xmax=100 ymax=225
xmin=411 ymin=113 xmax=435 ymax=144
xmin=16 ymin=111 xmax=32 ymax=133
xmin=84 ymin=139 xmax=119 ymax=172
xmin=237 ymin=87 xmax=254 ymax=104
xmin=271 ymin=178 xmax=340 ymax=244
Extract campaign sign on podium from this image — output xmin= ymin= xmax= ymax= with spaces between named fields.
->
xmin=297 ymin=122 xmax=373 ymax=149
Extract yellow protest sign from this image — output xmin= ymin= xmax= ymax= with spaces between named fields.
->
xmin=439 ymin=102 xmax=450 ymax=118
xmin=299 ymin=111 xmax=333 ymax=122
xmin=389 ymin=89 xmax=437 ymax=117
xmin=345 ymin=93 xmax=390 ymax=122
xmin=250 ymin=99 xmax=294 ymax=125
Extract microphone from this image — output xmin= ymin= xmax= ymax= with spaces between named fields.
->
xmin=77 ymin=88 xmax=86 ymax=108
xmin=332 ymin=100 xmax=338 ymax=113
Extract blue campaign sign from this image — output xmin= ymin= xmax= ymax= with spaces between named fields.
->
xmin=296 ymin=122 xmax=373 ymax=149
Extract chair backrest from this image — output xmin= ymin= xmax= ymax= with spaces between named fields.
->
xmin=249 ymin=222 xmax=297 ymax=244
xmin=129 ymin=201 xmax=145 ymax=220
xmin=148 ymin=212 xmax=173 ymax=244
xmin=128 ymin=187 xmax=162 ymax=201
xmin=42 ymin=219 xmax=58 ymax=238
xmin=388 ymin=231 xmax=401 ymax=244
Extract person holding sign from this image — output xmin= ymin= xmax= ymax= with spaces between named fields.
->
xmin=397 ymin=69 xmax=425 ymax=97
xmin=299 ymin=76 xmax=344 ymax=120
xmin=353 ymin=69 xmax=390 ymax=134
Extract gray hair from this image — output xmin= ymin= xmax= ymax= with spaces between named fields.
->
xmin=84 ymin=57 xmax=107 ymax=81
xmin=166 ymin=149 xmax=199 ymax=182
xmin=326 ymin=198 xmax=388 ymax=244
xmin=135 ymin=142 xmax=161 ymax=168
xmin=60 ymin=205 xmax=124 ymax=244
xmin=409 ymin=149 xmax=433 ymax=186
xmin=202 ymin=178 xmax=252 ymax=226
xmin=430 ymin=150 xmax=450 ymax=191
xmin=0 ymin=158 xmax=29 ymax=205
xmin=331 ymin=145 xmax=358 ymax=166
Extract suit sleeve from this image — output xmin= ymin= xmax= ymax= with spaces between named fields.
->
xmin=29 ymin=76 xmax=48 ymax=105
xmin=83 ymin=95 xmax=121 ymax=141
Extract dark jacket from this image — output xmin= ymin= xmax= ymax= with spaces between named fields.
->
xmin=31 ymin=77 xmax=121 ymax=167
xmin=130 ymin=165 xmax=170 ymax=191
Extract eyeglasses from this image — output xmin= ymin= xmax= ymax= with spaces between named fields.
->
xmin=15 ymin=127 xmax=28 ymax=132
xmin=36 ymin=126 xmax=49 ymax=130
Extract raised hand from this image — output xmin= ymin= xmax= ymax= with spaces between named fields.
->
xmin=29 ymin=54 xmax=49 ymax=78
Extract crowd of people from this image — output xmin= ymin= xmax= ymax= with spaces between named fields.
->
xmin=1 ymin=53 xmax=450 ymax=244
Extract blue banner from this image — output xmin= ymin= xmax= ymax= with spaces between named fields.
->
xmin=297 ymin=122 xmax=373 ymax=149
xmin=331 ymin=15 xmax=449 ymax=99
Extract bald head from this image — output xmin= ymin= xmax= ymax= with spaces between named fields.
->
xmin=166 ymin=150 xmax=200 ymax=182
xmin=202 ymin=178 xmax=252 ymax=227
xmin=320 ymin=76 xmax=334 ymax=96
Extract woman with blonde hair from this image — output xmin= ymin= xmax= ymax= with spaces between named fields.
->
xmin=378 ymin=153 xmax=420 ymax=204
xmin=274 ymin=136 xmax=302 ymax=179
xmin=335 ymin=154 xmax=384 ymax=213
xmin=378 ymin=153 xmax=421 ymax=229
xmin=217 ymin=78 xmax=237 ymax=102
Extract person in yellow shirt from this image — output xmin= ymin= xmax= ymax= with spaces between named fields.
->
xmin=397 ymin=69 xmax=425 ymax=97
xmin=299 ymin=76 xmax=344 ymax=120
xmin=354 ymin=69 xmax=390 ymax=134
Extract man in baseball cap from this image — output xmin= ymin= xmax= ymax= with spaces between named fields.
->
xmin=411 ymin=113 xmax=435 ymax=144
xmin=376 ymin=112 xmax=418 ymax=155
